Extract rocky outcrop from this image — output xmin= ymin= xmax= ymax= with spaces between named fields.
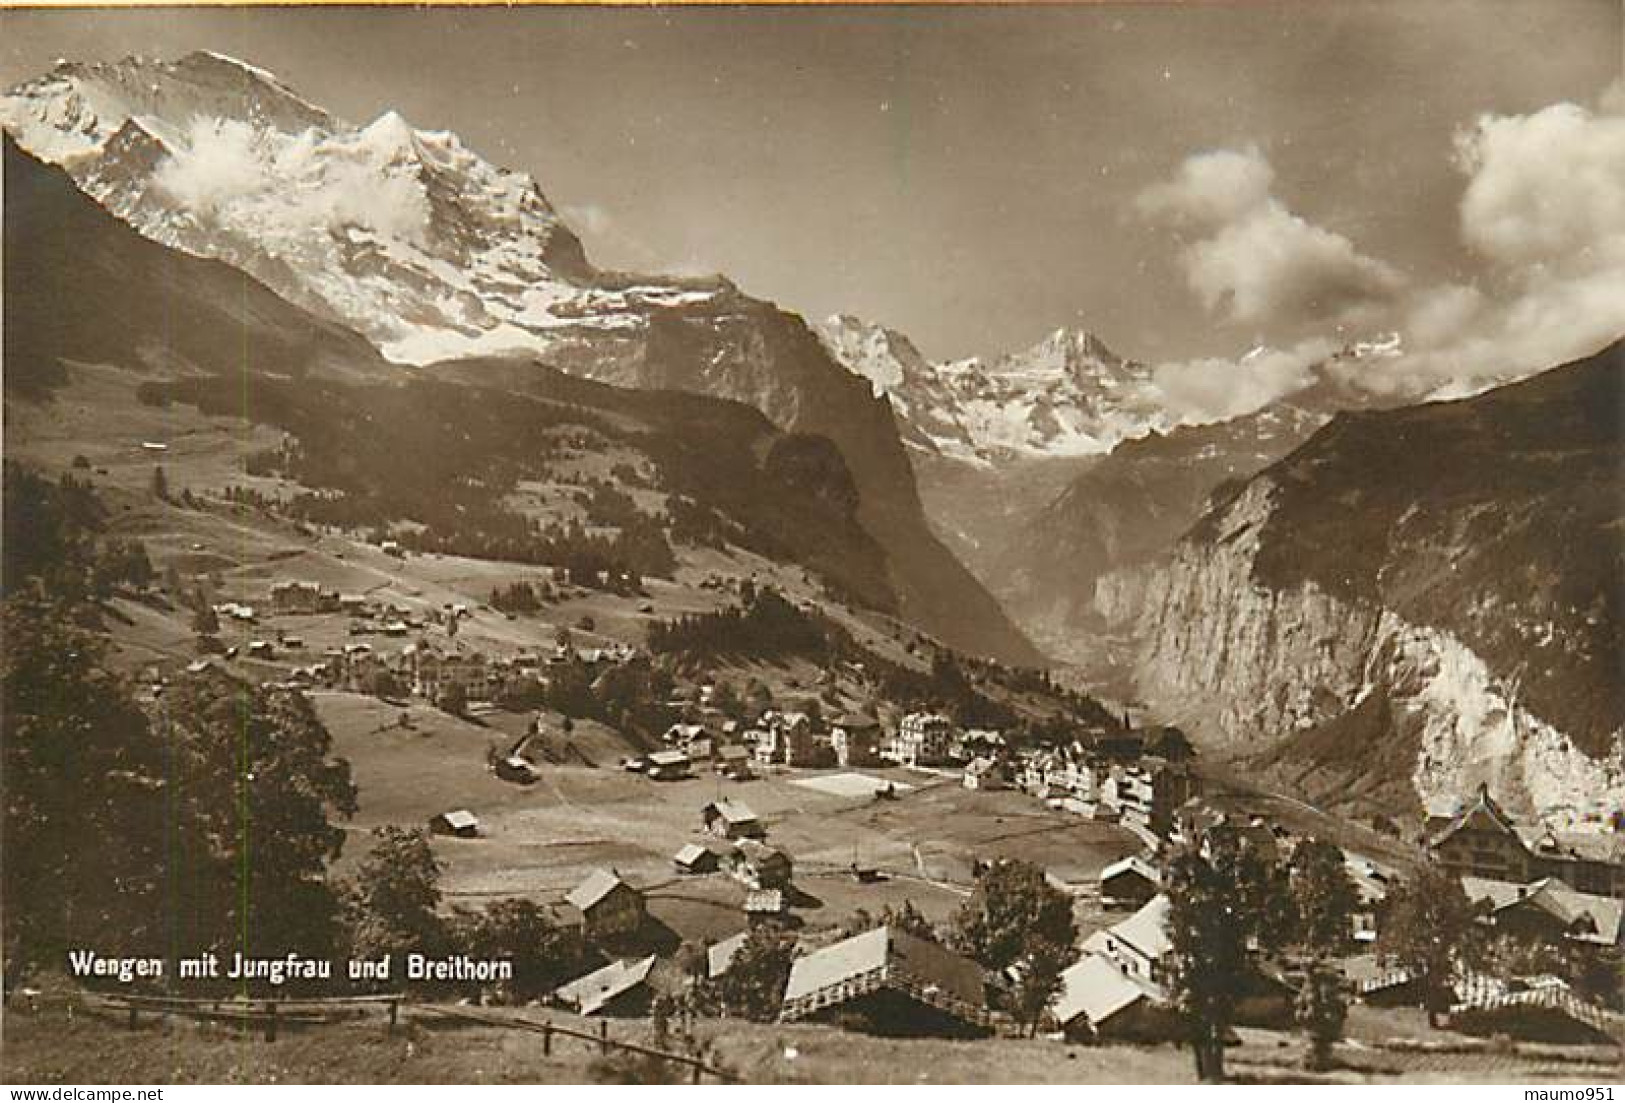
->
xmin=1099 ymin=345 xmax=1625 ymax=830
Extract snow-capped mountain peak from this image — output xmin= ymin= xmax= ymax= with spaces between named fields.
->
xmin=0 ymin=51 xmax=702 ymax=364
xmin=815 ymin=315 xmax=1168 ymax=463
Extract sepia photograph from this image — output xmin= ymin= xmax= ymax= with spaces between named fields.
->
xmin=0 ymin=0 xmax=1621 ymax=1089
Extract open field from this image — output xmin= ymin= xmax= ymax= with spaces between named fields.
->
xmin=3 ymin=999 xmax=1618 ymax=1085
xmin=318 ymin=685 xmax=1142 ymax=942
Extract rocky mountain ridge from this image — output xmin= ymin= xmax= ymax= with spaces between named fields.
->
xmin=1096 ymin=342 xmax=1625 ymax=830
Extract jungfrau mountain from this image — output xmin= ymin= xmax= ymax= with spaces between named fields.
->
xmin=1 ymin=51 xmax=1041 ymax=666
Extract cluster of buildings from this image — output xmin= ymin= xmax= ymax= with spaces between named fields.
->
xmin=1003 ymin=726 xmax=1201 ymax=838
xmin=1426 ymin=783 xmax=1625 ymax=899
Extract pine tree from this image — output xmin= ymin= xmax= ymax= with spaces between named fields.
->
xmin=1164 ymin=825 xmax=1286 ymax=1081
xmin=1287 ymin=838 xmax=1360 ymax=957
xmin=1378 ymin=862 xmax=1485 ymax=1027
xmin=1295 ymin=961 xmax=1349 ymax=1071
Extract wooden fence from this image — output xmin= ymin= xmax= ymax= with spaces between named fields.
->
xmin=415 ymin=1004 xmax=736 ymax=1083
xmin=86 ymin=990 xmax=404 ymax=1042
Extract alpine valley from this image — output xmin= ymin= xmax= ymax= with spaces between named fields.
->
xmin=4 ymin=49 xmax=1621 ymax=841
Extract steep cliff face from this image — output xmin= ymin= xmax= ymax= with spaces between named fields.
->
xmin=1005 ymin=402 xmax=1325 ymax=662
xmin=1099 ymin=343 xmax=1625 ymax=830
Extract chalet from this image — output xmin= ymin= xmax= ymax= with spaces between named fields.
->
xmin=730 ymin=839 xmax=793 ymax=890
xmin=1428 ymin=784 xmax=1536 ymax=884
xmin=714 ymin=744 xmax=751 ymax=779
xmin=1081 ymin=894 xmax=1173 ymax=986
xmin=1054 ymin=953 xmax=1175 ymax=1042
xmin=269 ymin=580 xmax=334 ymax=615
xmin=886 ymin=713 xmax=955 ymax=768
xmin=429 ymin=809 xmax=479 ymax=838
xmin=1083 ymin=893 xmax=1291 ymax=1027
xmin=1461 ymin=876 xmax=1624 ymax=950
xmin=1527 ymin=830 xmax=1625 ymax=898
xmin=701 ymin=799 xmax=765 ymax=840
xmin=831 ymin=715 xmax=883 ymax=767
xmin=553 ymin=956 xmax=657 ymax=1017
xmin=1427 ymin=786 xmax=1625 ymax=897
xmin=664 ymin=722 xmax=706 ymax=747
xmin=779 ymin=926 xmax=989 ymax=1037
xmin=962 ymin=757 xmax=1004 ymax=791
xmin=380 ymin=540 xmax=405 ymax=558
xmin=646 ymin=749 xmax=692 ymax=781
xmin=673 ymin=843 xmax=721 ymax=875
xmin=706 ymin=931 xmax=750 ymax=981
xmin=565 ymin=869 xmax=645 ymax=940
xmin=1098 ymin=855 xmax=1162 ymax=910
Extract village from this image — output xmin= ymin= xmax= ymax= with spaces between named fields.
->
xmin=47 ymin=528 xmax=1623 ymax=1076
xmin=138 ymin=567 xmax=1625 ymax=1053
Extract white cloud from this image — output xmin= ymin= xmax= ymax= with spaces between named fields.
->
xmin=1138 ymin=146 xmax=1405 ymax=329
xmin=1456 ymin=95 xmax=1625 ymax=273
xmin=1136 ymin=145 xmax=1276 ymax=227
xmin=1138 ymin=89 xmax=1625 ymax=420
xmin=151 ymin=117 xmax=266 ymax=214
xmin=152 ymin=115 xmax=431 ymax=244
xmin=1150 ymin=337 xmax=1337 ymax=424
xmin=1391 ymin=89 xmax=1625 ymax=397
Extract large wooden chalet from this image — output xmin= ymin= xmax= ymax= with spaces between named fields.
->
xmin=1428 ymin=784 xmax=1625 ymax=898
xmin=780 ymin=926 xmax=990 ymax=1036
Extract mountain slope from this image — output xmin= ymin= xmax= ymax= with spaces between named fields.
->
xmin=3 ymin=131 xmax=390 ymax=394
xmin=3 ymin=137 xmax=903 ymax=613
xmin=3 ymin=59 xmax=1037 ymax=664
xmin=1097 ymin=341 xmax=1625 ymax=829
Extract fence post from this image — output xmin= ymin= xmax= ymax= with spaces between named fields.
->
xmin=265 ymin=1001 xmax=278 ymax=1043
xmin=542 ymin=1022 xmax=553 ymax=1056
xmin=690 ymin=1060 xmax=701 ymax=1084
xmin=598 ymin=1019 xmax=609 ymax=1054
xmin=128 ymin=1004 xmax=139 ymax=1031
xmin=388 ymin=999 xmax=399 ymax=1035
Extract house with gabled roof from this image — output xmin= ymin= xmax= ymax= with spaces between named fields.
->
xmin=1099 ymin=854 xmax=1162 ymax=910
xmin=701 ymin=799 xmax=765 ymax=840
xmin=1429 ymin=783 xmax=1536 ymax=883
xmin=730 ymin=839 xmax=793 ymax=890
xmin=428 ymin=809 xmax=479 ymax=838
xmin=673 ymin=842 xmax=721 ymax=875
xmin=1053 ymin=952 xmax=1175 ymax=1042
xmin=1462 ymin=876 xmax=1624 ymax=949
xmin=565 ymin=869 xmax=645 ymax=940
xmin=1082 ymin=893 xmax=1174 ymax=986
xmin=780 ymin=926 xmax=989 ymax=1036
xmin=553 ymin=956 xmax=657 ymax=1017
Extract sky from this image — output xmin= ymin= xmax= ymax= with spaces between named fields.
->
xmin=2 ymin=1 xmax=1621 ymax=383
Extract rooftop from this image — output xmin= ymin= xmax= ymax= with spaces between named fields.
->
xmin=566 ymin=868 xmax=632 ymax=912
xmin=553 ymin=956 xmax=656 ymax=1015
